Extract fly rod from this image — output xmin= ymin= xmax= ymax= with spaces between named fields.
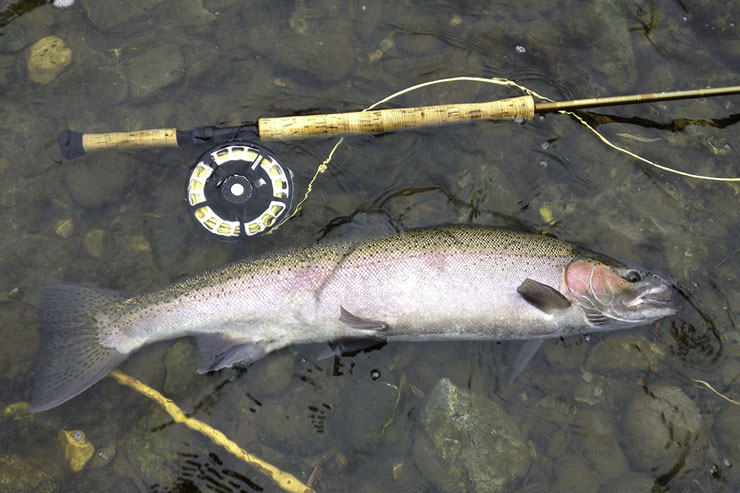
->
xmin=56 ymin=84 xmax=740 ymax=240
xmin=58 ymin=85 xmax=740 ymax=160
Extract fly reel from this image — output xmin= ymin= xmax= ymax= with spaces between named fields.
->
xmin=186 ymin=142 xmax=293 ymax=238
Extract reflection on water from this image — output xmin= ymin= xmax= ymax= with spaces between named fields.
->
xmin=0 ymin=0 xmax=739 ymax=491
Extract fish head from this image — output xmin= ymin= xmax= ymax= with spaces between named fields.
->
xmin=563 ymin=251 xmax=677 ymax=329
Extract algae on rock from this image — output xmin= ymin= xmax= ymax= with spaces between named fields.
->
xmin=413 ymin=378 xmax=530 ymax=492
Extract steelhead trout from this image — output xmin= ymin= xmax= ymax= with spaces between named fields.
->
xmin=31 ymin=226 xmax=676 ymax=411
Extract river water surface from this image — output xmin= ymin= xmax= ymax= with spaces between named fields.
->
xmin=0 ymin=1 xmax=739 ymax=492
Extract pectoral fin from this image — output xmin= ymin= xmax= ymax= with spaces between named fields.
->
xmin=339 ymin=306 xmax=388 ymax=331
xmin=193 ymin=334 xmax=269 ymax=373
xmin=517 ymin=278 xmax=572 ymax=314
xmin=508 ymin=339 xmax=544 ymax=383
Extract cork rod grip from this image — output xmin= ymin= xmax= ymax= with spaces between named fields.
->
xmin=258 ymin=95 xmax=535 ymax=140
xmin=82 ymin=128 xmax=179 ymax=151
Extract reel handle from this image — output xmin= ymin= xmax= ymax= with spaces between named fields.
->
xmin=258 ymin=95 xmax=535 ymax=139
xmin=58 ymin=128 xmax=179 ymax=159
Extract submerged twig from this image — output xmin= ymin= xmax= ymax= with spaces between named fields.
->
xmin=108 ymin=369 xmax=315 ymax=493
xmin=692 ymin=378 xmax=740 ymax=406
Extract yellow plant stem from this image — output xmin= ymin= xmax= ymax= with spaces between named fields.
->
xmin=693 ymin=378 xmax=740 ymax=406
xmin=108 ymin=369 xmax=315 ymax=493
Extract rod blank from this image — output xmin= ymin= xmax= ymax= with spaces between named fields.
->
xmin=535 ymin=86 xmax=740 ymax=113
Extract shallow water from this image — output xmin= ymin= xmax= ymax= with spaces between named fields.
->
xmin=0 ymin=0 xmax=739 ymax=491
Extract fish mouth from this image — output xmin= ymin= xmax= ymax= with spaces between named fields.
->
xmin=622 ymin=274 xmax=676 ymax=310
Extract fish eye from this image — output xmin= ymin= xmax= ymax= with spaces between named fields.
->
xmin=624 ymin=270 xmax=641 ymax=283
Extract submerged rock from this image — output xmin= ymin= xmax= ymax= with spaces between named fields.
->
xmin=27 ymin=36 xmax=71 ymax=84
xmin=0 ymin=54 xmax=15 ymax=88
xmin=621 ymin=385 xmax=708 ymax=479
xmin=0 ymin=23 xmax=29 ymax=54
xmin=82 ymin=0 xmax=164 ymax=31
xmin=118 ymin=407 xmax=179 ymax=486
xmin=89 ymin=440 xmax=116 ymax=469
xmin=598 ymin=471 xmax=665 ymax=493
xmin=271 ymin=20 xmax=356 ymax=82
xmin=714 ymin=405 xmax=740 ymax=483
xmin=62 ymin=155 xmax=136 ymax=210
xmin=58 ymin=429 xmax=94 ymax=473
xmin=163 ymin=340 xmax=200 ymax=397
xmin=342 ymin=380 xmax=400 ymax=452
xmin=0 ymin=303 xmax=38 ymax=382
xmin=586 ymin=333 xmax=664 ymax=372
xmin=257 ymin=384 xmax=338 ymax=456
xmin=542 ymin=337 xmax=589 ymax=370
xmin=552 ymin=454 xmax=600 ymax=492
xmin=241 ymin=352 xmax=295 ymax=398
xmin=0 ymin=453 xmax=57 ymax=492
xmin=123 ymin=43 xmax=184 ymax=103
xmin=412 ymin=378 xmax=529 ymax=492
xmin=82 ymin=229 xmax=105 ymax=258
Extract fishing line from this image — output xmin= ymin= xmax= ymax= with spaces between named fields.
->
xmin=270 ymin=76 xmax=739 ymax=235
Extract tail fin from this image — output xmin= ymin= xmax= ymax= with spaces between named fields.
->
xmin=30 ymin=284 xmax=129 ymax=412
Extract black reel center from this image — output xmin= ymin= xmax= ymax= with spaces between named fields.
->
xmin=221 ymin=175 xmax=253 ymax=204
xmin=186 ymin=142 xmax=293 ymax=238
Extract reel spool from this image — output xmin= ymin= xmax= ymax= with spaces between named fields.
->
xmin=186 ymin=142 xmax=293 ymax=238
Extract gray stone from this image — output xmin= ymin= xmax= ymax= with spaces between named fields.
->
xmin=0 ymin=54 xmax=15 ymax=88
xmin=0 ymin=454 xmax=57 ymax=493
xmin=81 ymin=0 xmax=165 ymax=31
xmin=714 ymin=405 xmax=740 ymax=483
xmin=393 ymin=13 xmax=442 ymax=56
xmin=598 ymin=471 xmax=664 ymax=493
xmin=173 ymin=0 xmax=216 ymax=29
xmin=79 ymin=64 xmax=129 ymax=106
xmin=621 ymin=385 xmax=708 ymax=479
xmin=242 ymin=352 xmax=295 ymax=398
xmin=586 ymin=333 xmax=665 ymax=372
xmin=89 ymin=440 xmax=116 ymax=469
xmin=0 ymin=303 xmax=38 ymax=382
xmin=342 ymin=381 xmax=401 ymax=452
xmin=578 ymin=408 xmax=630 ymax=479
xmin=123 ymin=43 xmax=184 ymax=103
xmin=63 ymin=154 xmax=136 ymax=209
xmin=719 ymin=358 xmax=740 ymax=387
xmin=118 ymin=407 xmax=178 ymax=486
xmin=0 ymin=23 xmax=30 ymax=53
xmin=163 ymin=340 xmax=200 ymax=396
xmin=412 ymin=378 xmax=529 ymax=492
xmin=542 ymin=337 xmax=589 ymax=370
xmin=552 ymin=454 xmax=600 ymax=493
xmin=272 ymin=23 xmax=356 ymax=82
xmin=257 ymin=385 xmax=338 ymax=456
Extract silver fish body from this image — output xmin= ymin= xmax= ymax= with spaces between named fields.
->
xmin=31 ymin=226 xmax=676 ymax=411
